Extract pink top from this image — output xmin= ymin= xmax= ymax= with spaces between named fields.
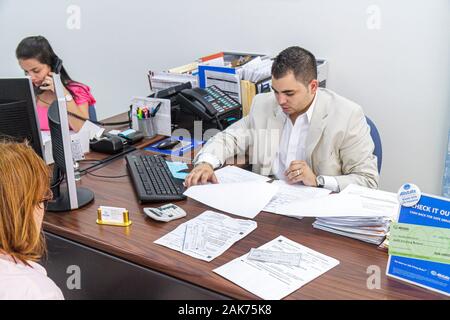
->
xmin=37 ymin=82 xmax=96 ymax=131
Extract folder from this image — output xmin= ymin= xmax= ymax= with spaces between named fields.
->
xmin=240 ymin=80 xmax=256 ymax=117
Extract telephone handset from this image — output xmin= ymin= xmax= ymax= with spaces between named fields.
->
xmin=33 ymin=56 xmax=63 ymax=96
xmin=177 ymin=85 xmax=241 ymax=121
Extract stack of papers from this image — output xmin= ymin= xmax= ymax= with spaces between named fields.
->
xmin=154 ymin=211 xmax=257 ymax=262
xmin=312 ymin=184 xmax=400 ymax=245
xmin=313 ymin=216 xmax=391 ymax=245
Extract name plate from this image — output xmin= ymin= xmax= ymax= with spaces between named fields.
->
xmin=97 ymin=206 xmax=132 ymax=227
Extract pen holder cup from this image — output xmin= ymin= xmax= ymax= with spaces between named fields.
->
xmin=137 ymin=118 xmax=156 ymax=138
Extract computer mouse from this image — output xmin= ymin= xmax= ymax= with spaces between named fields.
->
xmin=156 ymin=139 xmax=180 ymax=150
xmin=90 ymin=136 xmax=124 ymax=154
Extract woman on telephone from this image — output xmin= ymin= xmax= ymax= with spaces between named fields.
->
xmin=16 ymin=35 xmax=96 ymax=132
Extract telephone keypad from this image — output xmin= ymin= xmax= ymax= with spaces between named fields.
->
xmin=204 ymin=85 xmax=241 ymax=114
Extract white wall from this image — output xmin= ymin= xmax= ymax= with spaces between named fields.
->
xmin=1 ymin=0 xmax=449 ymax=195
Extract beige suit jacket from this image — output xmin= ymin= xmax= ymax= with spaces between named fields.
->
xmin=195 ymin=88 xmax=379 ymax=190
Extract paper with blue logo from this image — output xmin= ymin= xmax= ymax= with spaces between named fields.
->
xmin=387 ymin=189 xmax=450 ymax=296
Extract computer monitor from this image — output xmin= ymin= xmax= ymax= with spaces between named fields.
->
xmin=0 ymin=76 xmax=94 ymax=212
xmin=0 ymin=78 xmax=44 ymax=158
xmin=47 ymin=73 xmax=94 ymax=211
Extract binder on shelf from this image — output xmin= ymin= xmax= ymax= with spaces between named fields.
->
xmin=255 ymin=77 xmax=272 ymax=93
xmin=240 ymin=77 xmax=271 ymax=117
xmin=240 ymin=80 xmax=256 ymax=117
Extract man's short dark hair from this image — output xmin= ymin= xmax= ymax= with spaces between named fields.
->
xmin=271 ymin=46 xmax=317 ymax=85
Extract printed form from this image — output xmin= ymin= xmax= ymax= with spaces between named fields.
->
xmin=214 ymin=235 xmax=340 ymax=300
xmin=263 ymin=180 xmax=331 ymax=216
xmin=154 ymin=211 xmax=257 ymax=262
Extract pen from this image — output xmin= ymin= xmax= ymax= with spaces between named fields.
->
xmin=151 ymin=102 xmax=162 ymax=117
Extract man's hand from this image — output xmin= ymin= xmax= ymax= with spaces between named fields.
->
xmin=285 ymin=160 xmax=317 ymax=186
xmin=184 ymin=163 xmax=218 ymax=188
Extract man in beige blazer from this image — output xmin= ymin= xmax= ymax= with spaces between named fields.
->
xmin=185 ymin=46 xmax=379 ymax=192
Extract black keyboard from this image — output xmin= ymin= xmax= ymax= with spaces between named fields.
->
xmin=125 ymin=152 xmax=186 ymax=202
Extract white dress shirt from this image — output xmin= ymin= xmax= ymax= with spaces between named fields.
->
xmin=0 ymin=255 xmax=64 ymax=300
xmin=272 ymin=94 xmax=339 ymax=192
xmin=272 ymin=100 xmax=315 ymax=180
xmin=196 ymin=93 xmax=339 ymax=192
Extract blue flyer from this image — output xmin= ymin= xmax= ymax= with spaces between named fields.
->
xmin=387 ymin=191 xmax=450 ymax=296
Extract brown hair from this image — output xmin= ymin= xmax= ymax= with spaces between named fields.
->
xmin=271 ymin=46 xmax=317 ymax=86
xmin=0 ymin=140 xmax=51 ymax=264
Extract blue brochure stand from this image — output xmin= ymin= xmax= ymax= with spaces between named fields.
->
xmin=387 ymin=193 xmax=450 ymax=296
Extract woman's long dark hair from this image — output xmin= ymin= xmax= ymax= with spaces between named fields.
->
xmin=16 ymin=36 xmax=76 ymax=97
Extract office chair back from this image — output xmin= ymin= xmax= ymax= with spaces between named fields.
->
xmin=89 ymin=105 xmax=98 ymax=122
xmin=366 ymin=116 xmax=382 ymax=173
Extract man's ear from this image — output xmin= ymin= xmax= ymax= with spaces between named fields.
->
xmin=309 ymin=79 xmax=319 ymax=94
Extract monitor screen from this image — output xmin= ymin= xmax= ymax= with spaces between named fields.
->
xmin=0 ymin=77 xmax=44 ymax=158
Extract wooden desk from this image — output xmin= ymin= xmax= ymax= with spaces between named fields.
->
xmin=41 ymin=112 xmax=446 ymax=299
xmin=41 ymin=147 xmax=447 ymax=300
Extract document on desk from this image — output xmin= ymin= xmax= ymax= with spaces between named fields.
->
xmin=40 ymin=130 xmax=89 ymax=165
xmin=340 ymin=183 xmax=400 ymax=212
xmin=214 ymin=166 xmax=271 ymax=184
xmin=214 ymin=235 xmax=340 ymax=300
xmin=79 ymin=120 xmax=104 ymax=140
xmin=184 ymin=181 xmax=278 ymax=219
xmin=277 ymin=184 xmax=399 ymax=218
xmin=263 ymin=180 xmax=331 ymax=216
xmin=154 ymin=210 xmax=257 ymax=262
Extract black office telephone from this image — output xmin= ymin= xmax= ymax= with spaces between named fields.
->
xmin=177 ymin=85 xmax=241 ymax=121
xmin=33 ymin=56 xmax=63 ymax=96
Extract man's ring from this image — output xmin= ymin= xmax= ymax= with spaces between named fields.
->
xmin=296 ymin=169 xmax=301 ymax=176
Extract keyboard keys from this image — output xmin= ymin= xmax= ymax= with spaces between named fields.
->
xmin=125 ymin=152 xmax=187 ymax=202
